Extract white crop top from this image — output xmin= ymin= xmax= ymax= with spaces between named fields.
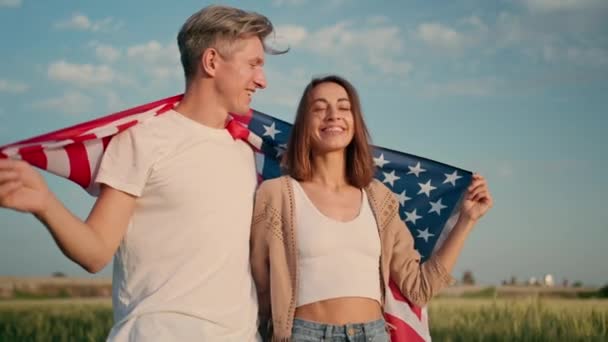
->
xmin=292 ymin=179 xmax=382 ymax=307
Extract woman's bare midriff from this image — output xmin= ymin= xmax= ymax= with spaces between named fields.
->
xmin=294 ymin=297 xmax=383 ymax=325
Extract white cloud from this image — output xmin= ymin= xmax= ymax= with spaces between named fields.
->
xmin=54 ymin=13 xmax=121 ymax=32
xmin=272 ymin=0 xmax=347 ymax=9
xmin=127 ymin=40 xmax=179 ymax=65
xmin=272 ymin=0 xmax=307 ymax=6
xmin=0 ymin=79 xmax=28 ymax=93
xmin=254 ymin=67 xmax=308 ymax=110
xmin=48 ymin=61 xmax=118 ymax=87
xmin=278 ymin=21 xmax=412 ymax=76
xmin=149 ymin=66 xmax=182 ymax=80
xmin=325 ymin=0 xmax=349 ymax=9
xmin=369 ymin=55 xmax=412 ymax=75
xmin=543 ymin=44 xmax=608 ymax=67
xmin=565 ymin=47 xmax=608 ymax=67
xmin=100 ymin=89 xmax=125 ymax=111
xmin=274 ymin=25 xmax=308 ymax=46
xmin=367 ymin=15 xmax=390 ymax=25
xmin=421 ymin=78 xmax=501 ymax=98
xmin=0 ymin=109 xmax=5 ymax=134
xmin=126 ymin=40 xmax=182 ymax=80
xmin=521 ymin=0 xmax=607 ymax=12
xmin=416 ymin=22 xmax=469 ymax=51
xmin=461 ymin=15 xmax=488 ymax=33
xmin=495 ymin=12 xmax=528 ymax=47
xmin=32 ymin=91 xmax=94 ymax=115
xmin=0 ymin=0 xmax=21 ymax=8
xmin=89 ymin=42 xmax=121 ymax=63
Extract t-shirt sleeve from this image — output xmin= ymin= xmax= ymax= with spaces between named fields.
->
xmin=94 ymin=127 xmax=155 ymax=197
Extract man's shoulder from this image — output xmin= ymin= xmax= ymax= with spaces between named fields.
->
xmin=112 ymin=111 xmax=175 ymax=139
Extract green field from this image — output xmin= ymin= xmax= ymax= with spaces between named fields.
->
xmin=0 ymin=298 xmax=606 ymax=341
xmin=428 ymin=298 xmax=608 ymax=341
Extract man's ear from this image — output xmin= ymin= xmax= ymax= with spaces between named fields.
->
xmin=201 ymin=48 xmax=219 ymax=77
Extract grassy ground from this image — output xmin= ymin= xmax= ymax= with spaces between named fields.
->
xmin=428 ymin=297 xmax=608 ymax=341
xmin=0 ymin=297 xmax=606 ymax=341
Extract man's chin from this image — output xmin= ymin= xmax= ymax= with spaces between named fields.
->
xmin=229 ymin=107 xmax=252 ymax=117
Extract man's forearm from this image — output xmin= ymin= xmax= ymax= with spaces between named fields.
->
xmin=35 ymin=195 xmax=111 ymax=273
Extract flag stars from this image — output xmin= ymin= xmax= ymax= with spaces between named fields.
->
xmin=374 ymin=153 xmax=390 ymax=168
xmin=407 ymin=162 xmax=426 ymax=177
xmin=428 ymin=198 xmax=447 ymax=215
xmin=395 ymin=190 xmax=411 ymax=206
xmin=443 ymin=170 xmax=462 ymax=187
xmin=263 ymin=122 xmax=281 ymax=140
xmin=274 ymin=143 xmax=287 ymax=157
xmin=405 ymin=209 xmax=422 ymax=225
xmin=416 ymin=228 xmax=435 ymax=243
xmin=382 ymin=170 xmax=400 ymax=187
xmin=418 ymin=180 xmax=437 ymax=197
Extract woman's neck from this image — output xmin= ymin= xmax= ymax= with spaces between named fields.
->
xmin=309 ymin=151 xmax=350 ymax=191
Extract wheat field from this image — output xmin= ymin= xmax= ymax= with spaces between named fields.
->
xmin=0 ymin=298 xmax=606 ymax=341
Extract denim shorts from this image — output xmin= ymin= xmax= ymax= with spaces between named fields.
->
xmin=291 ymin=317 xmax=390 ymax=342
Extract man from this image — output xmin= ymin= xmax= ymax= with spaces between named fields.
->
xmin=0 ymin=5 xmax=284 ymax=341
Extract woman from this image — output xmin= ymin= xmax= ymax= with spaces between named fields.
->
xmin=250 ymin=75 xmax=493 ymax=341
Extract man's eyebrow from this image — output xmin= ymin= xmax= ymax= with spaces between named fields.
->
xmin=249 ymin=57 xmax=264 ymax=65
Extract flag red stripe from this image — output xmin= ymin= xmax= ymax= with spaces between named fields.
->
xmin=64 ymin=143 xmax=91 ymax=189
xmin=0 ymin=94 xmax=183 ymax=150
xmin=232 ymin=109 xmax=254 ymax=126
xmin=155 ymin=102 xmax=176 ymax=115
xmin=116 ymin=120 xmax=139 ymax=132
xmin=389 ymin=281 xmax=423 ymax=320
xmin=72 ymin=133 xmax=97 ymax=143
xmin=385 ymin=313 xmax=426 ymax=342
xmin=19 ymin=150 xmax=47 ymax=170
xmin=101 ymin=136 xmax=111 ymax=150
xmin=17 ymin=145 xmax=45 ymax=155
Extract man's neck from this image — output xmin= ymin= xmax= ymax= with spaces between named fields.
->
xmin=174 ymin=81 xmax=229 ymax=129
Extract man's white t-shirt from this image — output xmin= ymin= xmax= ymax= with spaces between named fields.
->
xmin=95 ymin=110 xmax=260 ymax=341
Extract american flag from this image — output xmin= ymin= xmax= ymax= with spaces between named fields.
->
xmin=0 ymin=94 xmax=471 ymax=342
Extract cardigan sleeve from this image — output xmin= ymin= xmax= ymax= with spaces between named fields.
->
xmin=379 ymin=184 xmax=456 ymax=307
xmin=250 ymin=182 xmax=273 ymax=319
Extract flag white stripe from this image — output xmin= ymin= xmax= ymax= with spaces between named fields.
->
xmin=255 ymin=152 xmax=265 ymax=175
xmin=82 ymin=105 xmax=164 ymax=137
xmin=385 ymin=293 xmax=432 ymax=341
xmin=433 ymin=208 xmax=461 ymax=252
xmin=84 ymin=138 xmax=105 ymax=185
xmin=43 ymin=148 xmax=71 ymax=178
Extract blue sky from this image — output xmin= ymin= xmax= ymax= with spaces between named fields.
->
xmin=0 ymin=0 xmax=606 ymax=286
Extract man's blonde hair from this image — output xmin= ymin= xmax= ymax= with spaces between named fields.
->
xmin=177 ymin=5 xmax=284 ymax=83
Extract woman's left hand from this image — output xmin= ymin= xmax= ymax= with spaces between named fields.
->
xmin=460 ymin=173 xmax=493 ymax=222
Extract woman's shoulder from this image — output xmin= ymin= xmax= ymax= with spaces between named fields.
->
xmin=256 ymin=175 xmax=291 ymax=199
xmin=365 ymin=178 xmax=394 ymax=198
xmin=365 ymin=179 xmax=400 ymax=219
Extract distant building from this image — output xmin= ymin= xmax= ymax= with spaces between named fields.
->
xmin=528 ymin=277 xmax=539 ymax=286
xmin=544 ymin=274 xmax=555 ymax=287
xmin=0 ymin=283 xmax=12 ymax=299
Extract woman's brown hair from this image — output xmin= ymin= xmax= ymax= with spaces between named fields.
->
xmin=284 ymin=75 xmax=375 ymax=188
